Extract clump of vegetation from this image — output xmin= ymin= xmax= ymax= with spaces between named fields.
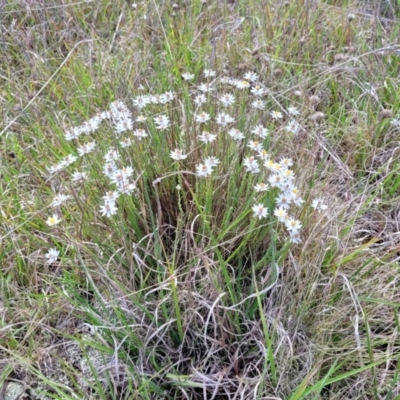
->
xmin=1 ymin=0 xmax=400 ymax=399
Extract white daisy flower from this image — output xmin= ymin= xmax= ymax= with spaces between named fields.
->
xmin=102 ymin=191 xmax=120 ymax=203
xmin=204 ymin=156 xmax=220 ymax=168
xmin=271 ymin=110 xmax=283 ymax=120
xmin=252 ymin=99 xmax=265 ymax=110
xmin=252 ymin=125 xmax=269 ymax=139
xmin=182 ymin=72 xmax=194 ymax=81
xmin=133 ymin=129 xmax=148 ymax=140
xmin=220 ymin=93 xmax=235 ymax=107
xmin=311 ymin=197 xmax=328 ymax=212
xmin=227 ymin=128 xmax=245 ymax=141
xmin=198 ymin=131 xmax=217 ymax=143
xmin=104 ymin=148 xmax=120 ymax=162
xmin=287 ymin=106 xmax=300 ymax=116
xmin=71 ymin=171 xmax=88 ymax=183
xmin=193 ymin=93 xmax=207 ymax=106
xmin=244 ymin=71 xmax=259 ymax=82
xmin=132 ymin=95 xmax=151 ymax=109
xmin=254 ymin=182 xmax=269 ymax=192
xmin=197 ymin=82 xmax=213 ymax=93
xmin=99 ymin=202 xmax=118 ymax=218
xmin=252 ymin=203 xmax=268 ymax=219
xmin=170 ymin=149 xmax=187 ymax=161
xmin=204 ymin=69 xmax=216 ymax=78
xmin=276 ymin=193 xmax=292 ymax=209
xmin=136 ymin=115 xmax=146 ymax=123
xmin=247 ymin=140 xmax=263 ymax=152
xmin=153 ymin=115 xmax=170 ymax=130
xmin=195 ymin=112 xmax=211 ymax=124
xmin=235 ymin=79 xmax=250 ymax=89
xmin=285 ymin=218 xmax=302 ymax=232
xmin=64 ymin=126 xmax=83 ymax=141
xmin=273 ymin=207 xmax=288 ymax=222
xmin=289 ymin=231 xmax=302 ymax=244
xmin=215 ymin=112 xmax=234 ymax=127
xmin=243 ymin=156 xmax=260 ymax=174
xmin=51 ymin=193 xmax=72 ymax=208
xmin=285 ymin=120 xmax=301 ymax=135
xmin=116 ymin=181 xmax=136 ymax=195
xmin=251 ymin=85 xmax=265 ymax=96
xmin=45 ymin=248 xmax=60 ymax=264
xmin=196 ymin=163 xmax=213 ymax=177
xmin=120 ymin=138 xmax=132 ymax=148
xmin=46 ymin=214 xmax=61 ymax=226
xmin=77 ymin=141 xmax=96 ymax=157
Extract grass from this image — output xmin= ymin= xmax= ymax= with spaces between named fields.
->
xmin=1 ymin=0 xmax=400 ymax=399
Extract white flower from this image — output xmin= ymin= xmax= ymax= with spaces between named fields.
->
xmin=254 ymin=182 xmax=269 ymax=192
xmin=99 ymin=202 xmax=118 ymax=217
xmin=251 ymin=85 xmax=265 ymax=96
xmin=235 ymin=79 xmax=250 ymax=89
xmin=47 ymin=163 xmax=64 ymax=174
xmin=311 ymin=197 xmax=328 ymax=212
xmin=46 ymin=214 xmax=61 ymax=226
xmin=279 ymin=157 xmax=293 ymax=168
xmin=252 ymin=125 xmax=269 ymax=139
xmin=247 ymin=140 xmax=263 ymax=152
xmin=182 ymin=72 xmax=194 ymax=81
xmin=244 ymin=71 xmax=259 ymax=82
xmin=215 ymin=112 xmax=234 ymax=127
xmin=204 ymin=156 xmax=220 ymax=168
xmin=104 ymin=148 xmax=120 ymax=162
xmin=289 ymin=231 xmax=302 ymax=244
xmin=153 ymin=115 xmax=170 ymax=130
xmin=193 ymin=94 xmax=207 ymax=106
xmin=132 ymin=95 xmax=151 ymax=109
xmin=117 ymin=181 xmax=136 ymax=195
xmin=82 ymin=116 xmax=102 ymax=134
xmin=243 ymin=156 xmax=260 ymax=174
xmin=133 ymin=128 xmax=148 ymax=140
xmin=274 ymin=207 xmax=288 ymax=222
xmin=195 ymin=112 xmax=211 ymax=124
xmin=77 ymin=141 xmax=96 ymax=157
xmin=60 ymin=154 xmax=78 ymax=168
xmin=251 ymin=99 xmax=265 ymax=110
xmin=276 ymin=193 xmax=292 ymax=209
xmin=45 ymin=248 xmax=60 ymax=264
xmin=257 ymin=149 xmax=270 ymax=161
xmin=114 ymin=117 xmax=133 ymax=134
xmin=287 ymin=106 xmax=300 ymax=116
xmin=64 ymin=126 xmax=83 ymax=140
xmin=252 ymin=203 xmax=268 ymax=219
xmin=204 ymin=69 xmax=216 ymax=78
xmin=285 ymin=218 xmax=302 ymax=232
xmin=220 ymin=93 xmax=235 ymax=107
xmin=285 ymin=120 xmax=301 ymax=135
xmin=170 ymin=149 xmax=187 ymax=161
xmin=198 ymin=131 xmax=217 ymax=143
xmin=228 ymin=128 xmax=245 ymax=141
xmin=98 ymin=111 xmax=111 ymax=120
xmin=51 ymin=193 xmax=72 ymax=208
xmin=196 ymin=163 xmax=213 ymax=177
xmin=71 ymin=171 xmax=88 ymax=182
xmin=136 ymin=115 xmax=146 ymax=123
xmin=268 ymin=174 xmax=284 ymax=189
xmin=102 ymin=191 xmax=120 ymax=203
xmin=103 ymin=162 xmax=118 ymax=178
xmin=271 ymin=110 xmax=283 ymax=120
xmin=120 ymin=138 xmax=132 ymax=148
xmin=197 ymin=82 xmax=213 ymax=93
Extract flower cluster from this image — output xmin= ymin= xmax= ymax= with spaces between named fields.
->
xmin=43 ymin=67 xmax=327 ymax=252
